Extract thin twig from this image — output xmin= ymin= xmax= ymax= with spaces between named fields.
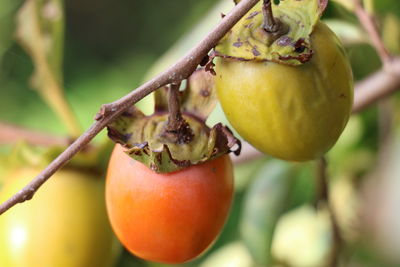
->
xmin=0 ymin=0 xmax=260 ymax=215
xmin=353 ymin=0 xmax=392 ymax=65
xmin=315 ymin=157 xmax=342 ymax=267
xmin=0 ymin=122 xmax=69 ymax=147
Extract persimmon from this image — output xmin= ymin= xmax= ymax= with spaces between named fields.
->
xmin=106 ymin=145 xmax=234 ymax=264
xmin=0 ymin=168 xmax=119 ymax=267
xmin=214 ymin=1 xmax=353 ymax=161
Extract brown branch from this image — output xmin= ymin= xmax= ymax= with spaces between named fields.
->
xmin=0 ymin=122 xmax=69 ymax=147
xmin=353 ymin=57 xmax=400 ymax=113
xmin=315 ymin=157 xmax=342 ymax=267
xmin=0 ymin=0 xmax=260 ymax=215
xmin=353 ymin=0 xmax=392 ymax=65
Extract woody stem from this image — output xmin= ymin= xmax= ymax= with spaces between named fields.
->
xmin=166 ymin=83 xmax=184 ymax=130
xmin=164 ymin=83 xmax=194 ymax=144
xmin=262 ymin=0 xmax=279 ymax=32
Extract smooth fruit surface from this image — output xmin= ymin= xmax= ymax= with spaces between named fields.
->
xmin=0 ymin=168 xmax=118 ymax=267
xmin=216 ymin=22 xmax=353 ymax=161
xmin=106 ymin=145 xmax=234 ymax=264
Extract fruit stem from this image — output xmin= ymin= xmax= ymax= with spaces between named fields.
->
xmin=262 ymin=0 xmax=279 ymax=33
xmin=163 ymin=83 xmax=194 ymax=144
xmin=167 ymin=83 xmax=182 ymax=126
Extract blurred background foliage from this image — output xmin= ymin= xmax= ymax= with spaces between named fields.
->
xmin=1 ymin=0 xmax=400 ymax=266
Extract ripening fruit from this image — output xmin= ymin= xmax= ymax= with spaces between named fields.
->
xmin=106 ymin=145 xmax=234 ymax=264
xmin=0 ymin=168 xmax=119 ymax=267
xmin=216 ymin=22 xmax=353 ymax=161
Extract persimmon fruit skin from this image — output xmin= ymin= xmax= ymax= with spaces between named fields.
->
xmin=106 ymin=145 xmax=234 ymax=264
xmin=0 ymin=168 xmax=118 ymax=267
xmin=215 ymin=22 xmax=353 ymax=161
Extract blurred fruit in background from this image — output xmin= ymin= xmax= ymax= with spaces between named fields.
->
xmin=0 ymin=166 xmax=120 ymax=267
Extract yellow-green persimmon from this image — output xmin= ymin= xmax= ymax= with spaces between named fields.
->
xmin=0 ymin=168 xmax=119 ymax=267
xmin=215 ymin=22 xmax=353 ymax=161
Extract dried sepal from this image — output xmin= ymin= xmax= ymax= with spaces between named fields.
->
xmin=107 ymin=69 xmax=240 ymax=173
xmin=108 ymin=110 xmax=240 ymax=173
xmin=215 ymin=0 xmax=328 ymax=65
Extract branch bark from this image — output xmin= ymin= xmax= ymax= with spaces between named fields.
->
xmin=0 ymin=122 xmax=69 ymax=147
xmin=353 ymin=0 xmax=392 ymax=65
xmin=315 ymin=157 xmax=342 ymax=267
xmin=353 ymin=57 xmax=400 ymax=113
xmin=0 ymin=0 xmax=260 ymax=215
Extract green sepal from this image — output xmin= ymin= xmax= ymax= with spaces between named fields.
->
xmin=107 ymin=69 xmax=241 ymax=173
xmin=215 ymin=0 xmax=328 ymax=65
xmin=108 ymin=108 xmax=240 ymax=173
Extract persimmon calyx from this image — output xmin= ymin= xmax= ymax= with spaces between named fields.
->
xmin=107 ymin=69 xmax=241 ymax=173
xmin=215 ymin=0 xmax=328 ymax=65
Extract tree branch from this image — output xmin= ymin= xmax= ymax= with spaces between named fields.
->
xmin=353 ymin=0 xmax=392 ymax=65
xmin=0 ymin=122 xmax=69 ymax=147
xmin=353 ymin=57 xmax=400 ymax=113
xmin=315 ymin=157 xmax=342 ymax=267
xmin=0 ymin=0 xmax=260 ymax=215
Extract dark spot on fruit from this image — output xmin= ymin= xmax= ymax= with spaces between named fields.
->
xmin=295 ymin=46 xmax=306 ymax=53
xmin=245 ymin=23 xmax=254 ymax=29
xmin=200 ymin=89 xmax=210 ymax=97
xmin=212 ymin=167 xmax=217 ymax=173
xmin=233 ymin=41 xmax=243 ymax=48
xmin=339 ymin=93 xmax=346 ymax=98
xmin=293 ymin=38 xmax=307 ymax=53
xmin=277 ymin=36 xmax=293 ymax=46
xmin=252 ymin=47 xmax=261 ymax=57
xmin=246 ymin=11 xmax=260 ymax=20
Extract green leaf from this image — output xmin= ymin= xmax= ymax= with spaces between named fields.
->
xmin=0 ymin=0 xmax=23 ymax=61
xmin=383 ymin=13 xmax=400 ymax=54
xmin=240 ymin=160 xmax=292 ymax=265
xmin=324 ymin=19 xmax=368 ymax=45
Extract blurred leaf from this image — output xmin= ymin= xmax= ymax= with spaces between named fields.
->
xmin=286 ymin=163 xmax=316 ymax=209
xmin=375 ymin=0 xmax=400 ymax=16
xmin=200 ymin=241 xmax=253 ymax=267
xmin=116 ymin=249 xmax=149 ymax=267
xmin=330 ymin=176 xmax=361 ymax=242
xmin=233 ymin=156 xmax=268 ymax=192
xmin=240 ymin=160 xmax=292 ymax=265
xmin=0 ymin=0 xmax=23 ymax=62
xmin=140 ymin=0 xmax=234 ymax=116
xmin=383 ymin=13 xmax=400 ymax=54
xmin=16 ymin=0 xmax=81 ymax=136
xmin=271 ymin=205 xmax=334 ymax=267
xmin=331 ymin=0 xmax=355 ymax=12
xmin=16 ymin=0 xmax=64 ymax=81
xmin=324 ymin=19 xmax=368 ymax=45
